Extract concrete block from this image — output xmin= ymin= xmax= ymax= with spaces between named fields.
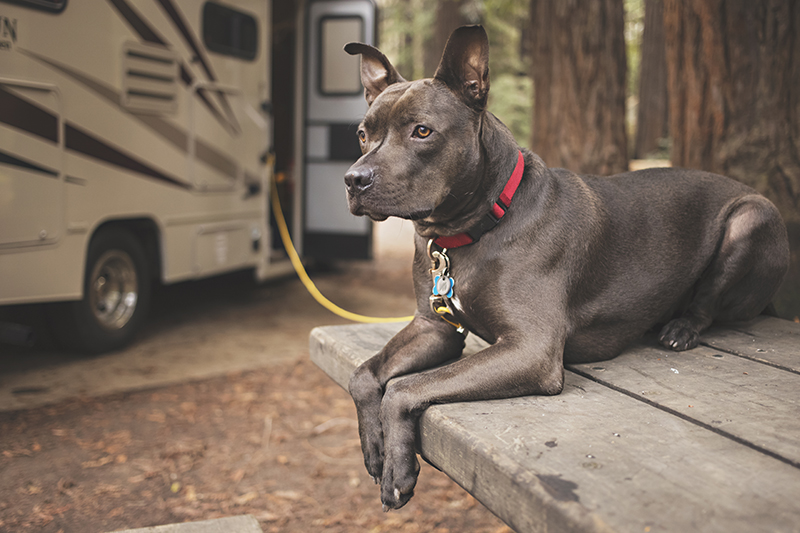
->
xmin=111 ymin=515 xmax=262 ymax=533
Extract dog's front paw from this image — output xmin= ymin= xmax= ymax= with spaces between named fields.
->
xmin=658 ymin=318 xmax=700 ymax=351
xmin=379 ymin=386 xmax=422 ymax=510
xmin=360 ymin=423 xmax=385 ymax=482
xmin=350 ymin=365 xmax=387 ymax=481
xmin=380 ymin=448 xmax=420 ymax=511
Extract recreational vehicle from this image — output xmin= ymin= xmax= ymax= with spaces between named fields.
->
xmin=0 ymin=0 xmax=375 ymax=352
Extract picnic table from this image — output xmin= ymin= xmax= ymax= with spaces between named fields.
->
xmin=309 ymin=316 xmax=800 ymax=533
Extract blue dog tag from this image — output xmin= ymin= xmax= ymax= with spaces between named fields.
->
xmin=433 ymin=275 xmax=454 ymax=298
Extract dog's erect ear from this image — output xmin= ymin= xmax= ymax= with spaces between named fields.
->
xmin=434 ymin=25 xmax=490 ymax=110
xmin=344 ymin=42 xmax=406 ymax=106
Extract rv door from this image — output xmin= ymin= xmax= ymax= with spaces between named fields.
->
xmin=302 ymin=0 xmax=375 ymax=261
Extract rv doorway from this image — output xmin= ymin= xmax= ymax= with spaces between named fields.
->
xmin=270 ymin=0 xmax=298 ymax=262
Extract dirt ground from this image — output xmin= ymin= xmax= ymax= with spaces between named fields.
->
xmin=0 ymin=224 xmax=511 ymax=533
xmin=0 ymin=358 xmax=511 ymax=533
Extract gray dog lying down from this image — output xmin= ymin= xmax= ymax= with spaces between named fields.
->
xmin=341 ymin=25 xmax=789 ymax=510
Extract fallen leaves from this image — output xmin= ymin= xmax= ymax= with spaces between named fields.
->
xmin=312 ymin=417 xmax=358 ymax=435
xmin=1 ymin=447 xmax=33 ymax=458
xmin=234 ymin=491 xmax=258 ymax=505
xmin=230 ymin=468 xmax=246 ymax=482
xmin=271 ymin=490 xmax=303 ymax=501
xmin=56 ymin=478 xmax=75 ymax=493
xmin=93 ymin=484 xmax=122 ymax=496
xmin=161 ymin=440 xmax=206 ymax=460
xmin=253 ymin=510 xmax=280 ymax=522
xmin=81 ymin=455 xmax=114 ymax=469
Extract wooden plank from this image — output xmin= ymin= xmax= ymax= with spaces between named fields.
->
xmin=309 ymin=324 xmax=800 ymax=533
xmin=700 ymin=316 xmax=800 ymax=373
xmin=422 ymin=375 xmax=800 ymax=533
xmin=309 ymin=322 xmax=404 ymax=390
xmin=568 ymin=340 xmax=800 ymax=467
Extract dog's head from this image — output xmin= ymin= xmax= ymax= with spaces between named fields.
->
xmin=343 ymin=25 xmax=491 ymax=227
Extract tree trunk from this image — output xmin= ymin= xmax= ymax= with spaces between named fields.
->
xmin=529 ymin=0 xmax=628 ymax=175
xmin=663 ymin=0 xmax=800 ymax=319
xmin=424 ymin=0 xmax=471 ymax=77
xmin=634 ymin=0 xmax=668 ymax=159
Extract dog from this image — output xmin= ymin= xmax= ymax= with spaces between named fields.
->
xmin=342 ymin=25 xmax=790 ymax=510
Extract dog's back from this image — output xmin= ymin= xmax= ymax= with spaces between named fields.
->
xmin=558 ymin=166 xmax=788 ymax=362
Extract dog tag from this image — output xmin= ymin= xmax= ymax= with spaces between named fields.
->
xmin=434 ymin=274 xmax=454 ymax=298
xmin=433 ymin=274 xmax=454 ymax=298
xmin=426 ymin=240 xmax=466 ymax=334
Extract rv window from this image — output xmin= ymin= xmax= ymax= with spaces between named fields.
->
xmin=6 ymin=0 xmax=66 ymax=12
xmin=202 ymin=2 xmax=258 ymax=61
xmin=319 ymin=16 xmax=363 ymax=96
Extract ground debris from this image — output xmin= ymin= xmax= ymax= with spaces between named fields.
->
xmin=0 ymin=358 xmax=508 ymax=532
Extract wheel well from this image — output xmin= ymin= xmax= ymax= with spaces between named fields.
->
xmin=91 ymin=219 xmax=162 ymax=283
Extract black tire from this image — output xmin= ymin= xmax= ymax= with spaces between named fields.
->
xmin=48 ymin=227 xmax=150 ymax=354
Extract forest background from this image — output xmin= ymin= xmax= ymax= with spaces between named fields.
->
xmin=375 ymin=0 xmax=800 ymax=320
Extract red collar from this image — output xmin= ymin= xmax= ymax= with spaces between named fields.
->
xmin=434 ymin=150 xmax=525 ymax=249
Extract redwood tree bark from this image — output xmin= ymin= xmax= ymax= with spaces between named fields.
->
xmin=663 ymin=0 xmax=800 ymax=318
xmin=424 ymin=0 xmax=471 ymax=77
xmin=634 ymin=0 xmax=668 ymax=159
xmin=529 ymin=0 xmax=628 ymax=175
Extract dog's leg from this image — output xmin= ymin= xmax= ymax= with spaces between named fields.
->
xmin=378 ymin=334 xmax=565 ymax=509
xmin=659 ymin=195 xmax=789 ymax=351
xmin=349 ymin=316 xmax=465 ymax=484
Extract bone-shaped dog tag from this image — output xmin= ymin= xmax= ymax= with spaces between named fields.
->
xmin=434 ymin=274 xmax=454 ymax=298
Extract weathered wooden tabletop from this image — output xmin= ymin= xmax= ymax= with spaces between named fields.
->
xmin=309 ymin=316 xmax=800 ymax=533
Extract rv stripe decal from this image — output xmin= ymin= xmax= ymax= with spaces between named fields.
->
xmin=19 ymin=48 xmax=238 ymax=181
xmin=194 ymin=87 xmax=237 ymax=133
xmin=0 ymin=149 xmax=59 ymax=177
xmin=179 ymin=64 xmax=193 ymax=85
xmin=0 ymin=86 xmax=59 ymax=143
xmin=156 ymin=0 xmax=241 ymax=133
xmin=18 ymin=48 xmax=121 ymax=106
xmin=65 ymin=123 xmax=190 ymax=189
xmin=156 ymin=0 xmax=214 ymax=82
xmin=107 ymin=0 xmax=166 ymax=46
xmin=107 ymin=0 xmax=236 ymax=132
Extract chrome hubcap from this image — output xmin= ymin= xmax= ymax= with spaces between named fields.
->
xmin=89 ymin=250 xmax=138 ymax=330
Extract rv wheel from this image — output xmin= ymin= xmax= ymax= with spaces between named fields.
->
xmin=49 ymin=227 xmax=150 ymax=354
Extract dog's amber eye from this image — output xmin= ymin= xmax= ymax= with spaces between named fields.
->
xmin=357 ymin=130 xmax=366 ymax=143
xmin=413 ymin=125 xmax=432 ymax=138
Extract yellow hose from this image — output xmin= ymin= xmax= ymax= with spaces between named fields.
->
xmin=270 ymin=173 xmax=414 ymax=323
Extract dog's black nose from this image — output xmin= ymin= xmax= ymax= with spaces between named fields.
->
xmin=344 ymin=167 xmax=374 ymax=192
